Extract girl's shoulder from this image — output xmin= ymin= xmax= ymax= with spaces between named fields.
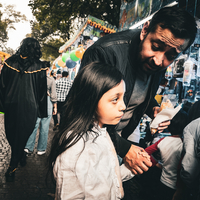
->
xmin=64 ymin=137 xmax=85 ymax=157
xmin=56 ymin=137 xmax=85 ymax=169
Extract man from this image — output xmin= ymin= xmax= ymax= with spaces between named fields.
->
xmin=54 ymin=70 xmax=72 ymax=130
xmin=0 ymin=38 xmax=48 ymax=181
xmin=80 ymin=6 xmax=197 ymax=175
xmin=24 ymin=61 xmax=57 ymax=156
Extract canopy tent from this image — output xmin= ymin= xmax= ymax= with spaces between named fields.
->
xmin=119 ymin=0 xmax=177 ymax=31
xmin=54 ymin=16 xmax=118 ymax=81
xmin=59 ymin=15 xmax=118 ymax=53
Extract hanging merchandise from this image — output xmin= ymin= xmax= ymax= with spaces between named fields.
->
xmin=65 ymin=58 xmax=77 ymax=69
xmin=165 ymin=64 xmax=173 ymax=81
xmin=197 ymin=48 xmax=200 ymax=77
xmin=62 ymin=52 xmax=70 ymax=63
xmin=183 ymin=58 xmax=193 ymax=87
xmin=173 ymin=54 xmax=188 ymax=78
xmin=184 ymin=79 xmax=196 ymax=102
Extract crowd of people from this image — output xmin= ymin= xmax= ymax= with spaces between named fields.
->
xmin=0 ymin=5 xmax=199 ymax=200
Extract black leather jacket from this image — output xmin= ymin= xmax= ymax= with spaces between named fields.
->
xmin=81 ymin=29 xmax=165 ymax=157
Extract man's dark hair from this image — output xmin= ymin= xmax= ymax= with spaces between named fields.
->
xmin=62 ymin=71 xmax=69 ymax=77
xmin=168 ymin=109 xmax=188 ymax=136
xmin=148 ymin=6 xmax=197 ymax=51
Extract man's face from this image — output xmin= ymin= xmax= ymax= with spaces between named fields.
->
xmin=138 ymin=25 xmax=188 ymax=74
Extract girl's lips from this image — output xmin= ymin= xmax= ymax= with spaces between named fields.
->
xmin=117 ymin=114 xmax=124 ymax=119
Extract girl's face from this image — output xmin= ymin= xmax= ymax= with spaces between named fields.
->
xmin=96 ymin=80 xmax=126 ymax=128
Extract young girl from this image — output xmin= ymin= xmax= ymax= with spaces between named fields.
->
xmin=48 ymin=62 xmax=134 ymax=200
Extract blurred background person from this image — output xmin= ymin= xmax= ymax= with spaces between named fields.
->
xmin=24 ymin=61 xmax=57 ymax=156
xmin=0 ymin=37 xmax=47 ymax=182
xmin=53 ymin=70 xmax=72 ymax=131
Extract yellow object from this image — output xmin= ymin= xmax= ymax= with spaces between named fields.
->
xmin=0 ymin=51 xmax=10 ymax=59
xmin=155 ymin=95 xmax=162 ymax=104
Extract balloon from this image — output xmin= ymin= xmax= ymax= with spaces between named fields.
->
xmin=62 ymin=52 xmax=70 ymax=63
xmin=66 ymin=58 xmax=77 ymax=69
xmin=70 ymin=50 xmax=80 ymax=62
xmin=57 ymin=58 xmax=66 ymax=67
xmin=75 ymin=47 xmax=85 ymax=59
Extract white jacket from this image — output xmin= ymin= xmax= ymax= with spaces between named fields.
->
xmin=53 ymin=126 xmax=134 ymax=200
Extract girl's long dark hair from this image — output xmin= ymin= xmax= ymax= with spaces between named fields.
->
xmin=47 ymin=62 xmax=123 ymax=183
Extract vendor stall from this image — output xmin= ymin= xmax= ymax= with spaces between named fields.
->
xmin=53 ymin=15 xmax=118 ymax=81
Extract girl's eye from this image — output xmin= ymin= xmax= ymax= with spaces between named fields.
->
xmin=112 ymin=98 xmax=118 ymax=103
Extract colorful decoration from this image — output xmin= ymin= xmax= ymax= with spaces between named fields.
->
xmin=52 ymin=65 xmax=57 ymax=69
xmin=62 ymin=52 xmax=70 ymax=63
xmin=55 ymin=62 xmax=60 ymax=68
xmin=75 ymin=47 xmax=85 ymax=59
xmin=57 ymin=57 xmax=66 ymax=68
xmin=59 ymin=15 xmax=118 ymax=53
xmin=70 ymin=50 xmax=80 ymax=62
xmin=66 ymin=58 xmax=77 ymax=69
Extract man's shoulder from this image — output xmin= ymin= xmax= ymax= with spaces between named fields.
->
xmin=92 ymin=29 xmax=141 ymax=48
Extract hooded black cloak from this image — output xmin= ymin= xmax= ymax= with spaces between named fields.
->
xmin=0 ymin=55 xmax=47 ymax=166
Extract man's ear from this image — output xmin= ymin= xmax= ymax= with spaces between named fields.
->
xmin=140 ymin=21 xmax=150 ymax=40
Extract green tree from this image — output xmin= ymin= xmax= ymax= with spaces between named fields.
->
xmin=28 ymin=0 xmax=121 ymax=41
xmin=30 ymin=20 xmax=65 ymax=61
xmin=0 ymin=3 xmax=27 ymax=52
xmin=28 ymin=0 xmax=121 ymax=61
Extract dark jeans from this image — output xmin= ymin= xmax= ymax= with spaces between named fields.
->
xmin=53 ymin=114 xmax=58 ymax=126
xmin=156 ymin=182 xmax=175 ymax=200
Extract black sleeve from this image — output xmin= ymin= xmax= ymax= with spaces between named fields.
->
xmin=145 ymin=98 xmax=159 ymax=118
xmin=80 ymin=46 xmax=110 ymax=71
xmin=115 ymin=132 xmax=132 ymax=158
xmin=0 ymin=62 xmax=8 ymax=112
xmin=38 ymin=65 xmax=48 ymax=118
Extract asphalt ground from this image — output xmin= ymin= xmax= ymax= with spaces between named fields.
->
xmin=0 ymin=114 xmax=56 ymax=200
xmin=0 ymin=113 xmax=157 ymax=200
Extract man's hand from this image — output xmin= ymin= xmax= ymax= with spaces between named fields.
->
xmin=53 ymin=103 xmax=57 ymax=115
xmin=123 ymin=145 xmax=152 ymax=175
xmin=153 ymin=106 xmax=171 ymax=133
xmin=53 ymin=107 xmax=57 ymax=115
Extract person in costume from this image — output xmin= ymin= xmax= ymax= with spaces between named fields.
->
xmin=0 ymin=37 xmax=47 ymax=181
